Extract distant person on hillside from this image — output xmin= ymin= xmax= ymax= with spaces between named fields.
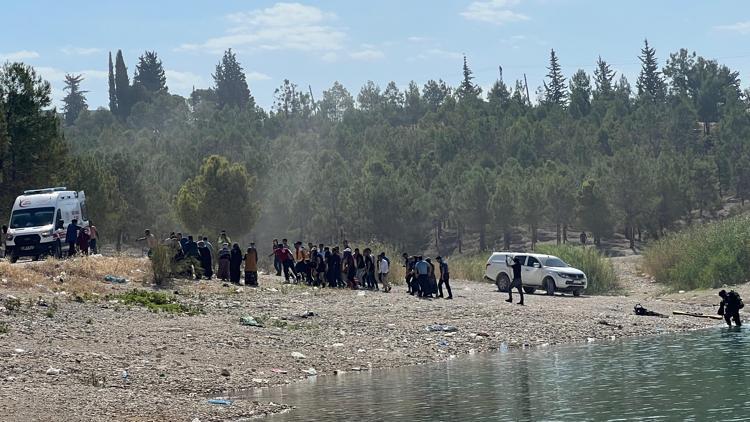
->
xmin=202 ymin=237 xmax=214 ymax=266
xmin=178 ymin=233 xmax=188 ymax=251
xmin=217 ymin=230 xmax=231 ymax=248
xmin=344 ymin=249 xmax=357 ymax=289
xmin=277 ymin=242 xmax=296 ymax=283
xmin=230 ymin=243 xmax=243 ymax=284
xmin=414 ymin=256 xmax=430 ymax=298
xmin=506 ymin=256 xmax=524 ymax=305
xmin=354 ymin=248 xmax=366 ymax=288
xmin=198 ymin=241 xmax=213 ymax=280
xmin=66 ymin=219 xmax=79 ymax=257
xmin=137 ymin=229 xmax=159 ymax=257
xmin=217 ymin=243 xmax=231 ymax=281
xmin=294 ymin=241 xmax=308 ymax=283
xmin=269 ymin=239 xmax=282 ymax=276
xmin=77 ymin=227 xmax=90 ymax=255
xmin=88 ymin=223 xmax=98 ymax=254
xmin=379 ymin=252 xmax=391 ymax=293
xmin=580 ymin=231 xmax=587 ymax=247
xmin=437 ymin=256 xmax=452 ymax=299
xmin=718 ymin=290 xmax=743 ymax=327
xmin=328 ymin=247 xmax=343 ymax=288
xmin=1 ymin=225 xmax=7 ymax=258
xmin=364 ymin=248 xmax=377 ymax=290
xmin=244 ymin=243 xmax=258 ymax=287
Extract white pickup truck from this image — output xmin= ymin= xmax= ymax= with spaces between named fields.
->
xmin=484 ymin=252 xmax=587 ymax=296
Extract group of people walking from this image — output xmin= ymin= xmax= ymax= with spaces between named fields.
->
xmin=64 ymin=219 xmax=99 ymax=256
xmin=140 ymin=229 xmax=259 ymax=287
xmin=270 ymin=239 xmax=394 ymax=292
xmin=402 ymin=254 xmax=452 ymax=299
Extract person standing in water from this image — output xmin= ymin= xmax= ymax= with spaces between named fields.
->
xmin=506 ymin=256 xmax=524 ymax=305
xmin=718 ymin=290 xmax=743 ymax=327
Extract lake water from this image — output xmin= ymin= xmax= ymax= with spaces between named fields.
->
xmin=249 ymin=327 xmax=749 ymax=421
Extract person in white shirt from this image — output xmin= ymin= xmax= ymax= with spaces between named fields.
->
xmin=378 ymin=252 xmax=391 ymax=293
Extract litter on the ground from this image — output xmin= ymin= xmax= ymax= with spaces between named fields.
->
xmin=673 ymin=310 xmax=723 ymax=320
xmin=207 ymin=399 xmax=233 ymax=406
xmin=240 ymin=316 xmax=263 ymax=327
xmin=103 ymin=275 xmax=127 ymax=284
xmin=427 ymin=324 xmax=458 ymax=332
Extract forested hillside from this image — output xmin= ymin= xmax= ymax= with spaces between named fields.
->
xmin=2 ymin=40 xmax=750 ymax=254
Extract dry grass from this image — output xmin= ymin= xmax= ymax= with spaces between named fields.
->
xmin=0 ymin=255 xmax=151 ymax=295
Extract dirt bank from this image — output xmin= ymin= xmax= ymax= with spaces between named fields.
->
xmin=0 ymin=256 xmax=728 ymax=421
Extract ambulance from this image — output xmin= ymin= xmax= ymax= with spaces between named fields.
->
xmin=4 ymin=187 xmax=88 ymax=263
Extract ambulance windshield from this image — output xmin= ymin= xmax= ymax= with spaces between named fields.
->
xmin=10 ymin=207 xmax=55 ymax=229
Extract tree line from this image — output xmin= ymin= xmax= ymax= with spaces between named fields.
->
xmin=2 ymin=39 xmax=750 ymax=254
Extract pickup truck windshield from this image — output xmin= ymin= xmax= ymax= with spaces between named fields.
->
xmin=10 ymin=207 xmax=55 ymax=229
xmin=543 ymin=257 xmax=568 ymax=267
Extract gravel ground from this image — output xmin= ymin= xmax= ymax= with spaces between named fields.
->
xmin=0 ymin=257 xmax=730 ymax=421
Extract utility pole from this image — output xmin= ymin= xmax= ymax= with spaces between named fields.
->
xmin=498 ymin=65 xmax=503 ymax=83
xmin=308 ymin=85 xmax=316 ymax=112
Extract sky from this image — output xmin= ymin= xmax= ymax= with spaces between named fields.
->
xmin=1 ymin=0 xmax=750 ymax=110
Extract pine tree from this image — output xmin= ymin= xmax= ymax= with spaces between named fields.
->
xmin=114 ymin=50 xmax=132 ymax=119
xmin=568 ymin=69 xmax=591 ymax=118
xmin=543 ymin=49 xmax=567 ymax=106
xmin=593 ymin=56 xmax=615 ymax=98
xmin=636 ymin=39 xmax=665 ymax=102
xmin=108 ymin=52 xmax=118 ymax=115
xmin=213 ymin=49 xmax=253 ymax=109
xmin=458 ymin=55 xmax=481 ymax=100
xmin=133 ymin=51 xmax=167 ymax=93
xmin=62 ymin=74 xmax=88 ymax=125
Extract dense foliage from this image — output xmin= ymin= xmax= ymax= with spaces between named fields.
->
xmin=644 ymin=215 xmax=750 ymax=290
xmin=536 ymin=244 xmax=618 ymax=294
xmin=3 ymin=40 xmax=750 ymax=256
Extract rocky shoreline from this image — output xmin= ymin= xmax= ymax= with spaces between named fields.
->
xmin=0 ymin=257 xmax=723 ymax=421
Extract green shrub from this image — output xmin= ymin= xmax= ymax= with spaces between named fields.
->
xmin=536 ymin=244 xmax=618 ymax=294
xmin=445 ymin=253 xmax=489 ymax=282
xmin=150 ymin=245 xmax=191 ymax=285
xmin=116 ymin=289 xmax=203 ymax=315
xmin=644 ymin=215 xmax=750 ymax=290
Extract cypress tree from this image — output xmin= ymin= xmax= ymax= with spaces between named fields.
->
xmin=133 ymin=51 xmax=167 ymax=93
xmin=108 ymin=52 xmax=118 ymax=115
xmin=636 ymin=39 xmax=666 ymax=102
xmin=213 ymin=49 xmax=252 ymax=109
xmin=543 ymin=49 xmax=567 ymax=106
xmin=114 ymin=49 xmax=132 ymax=119
xmin=62 ymin=74 xmax=88 ymax=125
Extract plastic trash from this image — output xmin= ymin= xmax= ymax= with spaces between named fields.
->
xmin=207 ymin=399 xmax=233 ymax=406
xmin=291 ymin=352 xmax=306 ymax=359
xmin=103 ymin=275 xmax=127 ymax=284
xmin=240 ymin=316 xmax=263 ymax=327
xmin=427 ymin=324 xmax=458 ymax=332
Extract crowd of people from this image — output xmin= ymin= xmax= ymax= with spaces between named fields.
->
xmin=64 ymin=219 xmax=99 ymax=256
xmin=137 ymin=231 xmax=453 ymax=299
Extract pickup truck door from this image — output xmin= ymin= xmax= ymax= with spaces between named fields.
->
xmin=524 ymin=256 xmax=543 ymax=286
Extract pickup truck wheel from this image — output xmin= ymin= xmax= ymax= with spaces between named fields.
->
xmin=544 ymin=277 xmax=555 ymax=296
xmin=31 ymin=255 xmax=40 ymax=262
xmin=523 ymin=286 xmax=536 ymax=294
xmin=9 ymin=254 xmax=18 ymax=264
xmin=496 ymin=273 xmax=510 ymax=292
xmin=573 ymin=288 xmax=582 ymax=297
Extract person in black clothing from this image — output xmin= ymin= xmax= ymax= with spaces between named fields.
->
xmin=328 ymin=247 xmax=342 ymax=288
xmin=506 ymin=256 xmax=524 ymax=305
xmin=364 ymin=248 xmax=377 ymax=290
xmin=437 ymin=256 xmax=452 ymax=299
xmin=183 ymin=236 xmax=201 ymax=279
xmin=198 ymin=241 xmax=213 ymax=280
xmin=229 ymin=243 xmax=243 ymax=284
xmin=718 ymin=290 xmax=743 ymax=327
xmin=354 ymin=248 xmax=366 ymax=288
xmin=66 ymin=219 xmax=79 ymax=257
xmin=402 ymin=253 xmax=414 ymax=295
